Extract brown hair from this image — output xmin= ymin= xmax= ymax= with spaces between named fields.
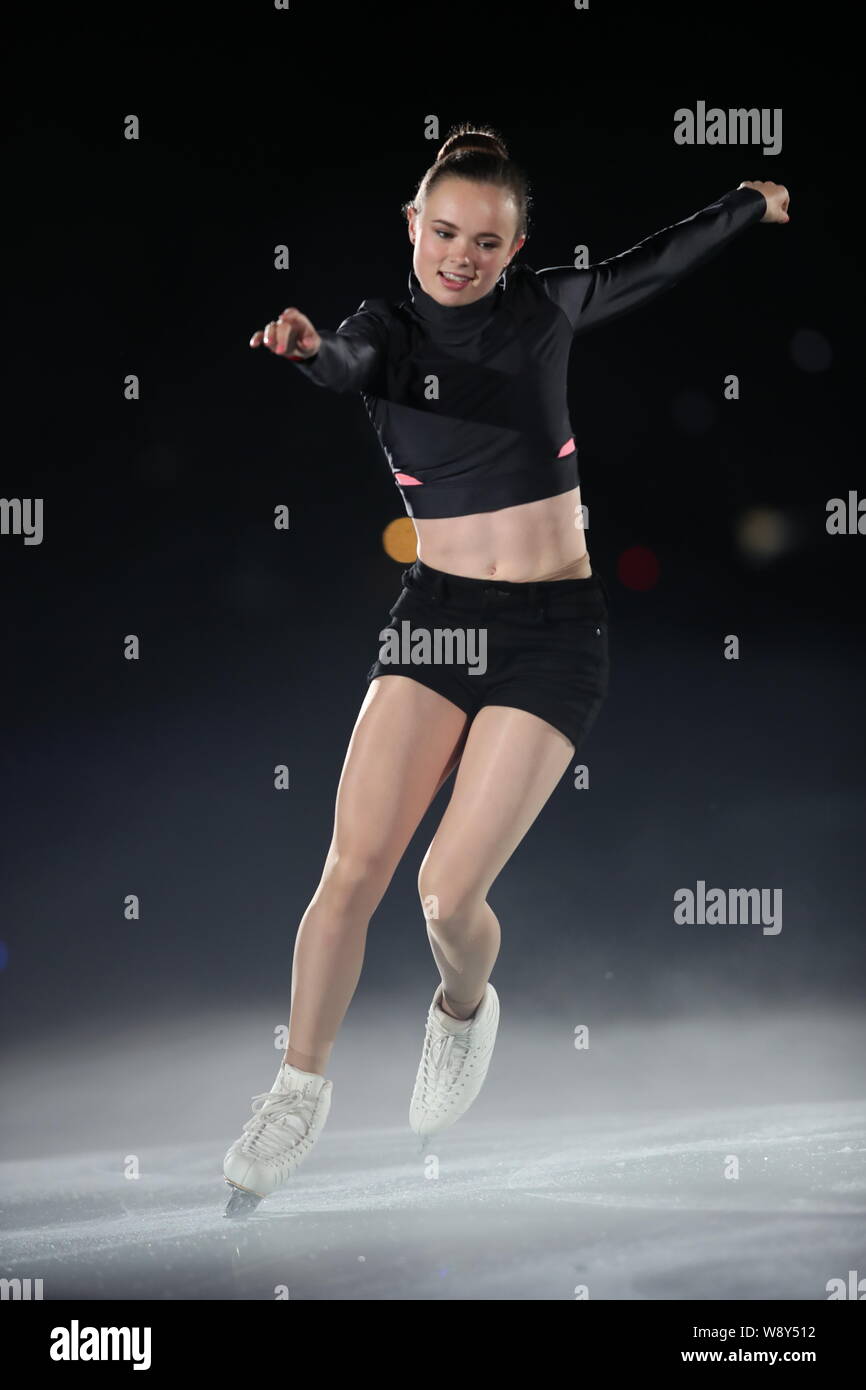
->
xmin=402 ymin=122 xmax=533 ymax=252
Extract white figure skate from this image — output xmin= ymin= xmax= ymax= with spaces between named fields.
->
xmin=223 ymin=1059 xmax=332 ymax=1217
xmin=409 ymin=982 xmax=500 ymax=1143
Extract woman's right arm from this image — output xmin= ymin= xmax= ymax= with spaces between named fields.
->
xmin=249 ymin=300 xmax=390 ymax=393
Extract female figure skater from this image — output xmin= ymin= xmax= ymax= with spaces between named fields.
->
xmin=224 ymin=123 xmax=789 ymax=1216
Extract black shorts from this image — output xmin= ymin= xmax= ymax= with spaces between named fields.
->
xmin=365 ymin=559 xmax=610 ymax=752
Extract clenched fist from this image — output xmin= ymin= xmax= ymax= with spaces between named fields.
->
xmin=249 ymin=307 xmax=322 ymax=359
xmin=738 ymin=180 xmax=790 ymax=223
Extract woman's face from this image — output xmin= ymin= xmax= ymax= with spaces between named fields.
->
xmin=408 ymin=176 xmax=525 ymax=306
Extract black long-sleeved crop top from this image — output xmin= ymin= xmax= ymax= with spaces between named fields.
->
xmin=289 ymin=186 xmax=767 ymax=519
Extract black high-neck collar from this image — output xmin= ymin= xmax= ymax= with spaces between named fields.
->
xmin=407 ymin=266 xmax=504 ymax=335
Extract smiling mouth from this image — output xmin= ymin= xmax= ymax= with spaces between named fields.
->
xmin=438 ymin=270 xmax=480 ymax=286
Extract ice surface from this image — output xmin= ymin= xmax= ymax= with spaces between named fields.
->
xmin=2 ymin=1008 xmax=864 ymax=1300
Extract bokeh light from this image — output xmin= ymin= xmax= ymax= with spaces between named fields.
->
xmin=789 ymin=328 xmax=832 ymax=373
xmin=616 ymin=545 xmax=660 ymax=591
xmin=734 ymin=506 xmax=798 ymax=564
xmin=382 ymin=516 xmax=418 ymax=563
xmin=671 ymin=388 xmax=717 ymax=436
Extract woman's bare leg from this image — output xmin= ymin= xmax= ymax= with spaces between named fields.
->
xmin=283 ymin=676 xmax=471 ymax=1075
xmin=417 ymin=705 xmax=576 ymax=1019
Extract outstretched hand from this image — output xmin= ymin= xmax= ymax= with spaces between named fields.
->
xmin=249 ymin=307 xmax=321 ymax=358
xmin=738 ymin=180 xmax=790 ymax=223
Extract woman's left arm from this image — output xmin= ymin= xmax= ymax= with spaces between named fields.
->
xmin=538 ymin=181 xmax=790 ymax=335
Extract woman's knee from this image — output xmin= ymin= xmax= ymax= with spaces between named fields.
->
xmin=417 ymin=863 xmax=482 ymax=934
xmin=319 ymin=850 xmax=394 ymax=914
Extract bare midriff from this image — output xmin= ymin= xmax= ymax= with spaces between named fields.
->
xmin=413 ymin=486 xmax=591 ymax=582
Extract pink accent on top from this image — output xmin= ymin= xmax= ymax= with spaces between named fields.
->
xmin=394 ymin=444 xmax=572 ymax=491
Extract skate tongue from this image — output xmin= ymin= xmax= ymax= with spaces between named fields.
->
xmin=434 ymin=1006 xmax=474 ymax=1035
xmin=272 ymin=1061 xmax=325 ymax=1097
xmin=433 ymin=984 xmax=481 ymax=1034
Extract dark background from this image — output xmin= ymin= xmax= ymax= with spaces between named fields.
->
xmin=2 ymin=29 xmax=863 ymax=1055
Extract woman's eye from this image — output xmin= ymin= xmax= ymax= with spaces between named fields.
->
xmin=434 ymin=230 xmax=496 ymax=250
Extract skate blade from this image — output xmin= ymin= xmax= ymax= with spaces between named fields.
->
xmin=412 ymin=1124 xmax=435 ymax=1154
xmin=224 ymin=1179 xmax=265 ymax=1218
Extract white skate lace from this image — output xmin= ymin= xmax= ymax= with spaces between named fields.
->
xmin=424 ymin=1029 xmax=473 ymax=1092
xmin=240 ymin=1088 xmax=318 ymax=1159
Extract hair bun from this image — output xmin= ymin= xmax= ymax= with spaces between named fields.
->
xmin=436 ymin=129 xmax=509 ymax=163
